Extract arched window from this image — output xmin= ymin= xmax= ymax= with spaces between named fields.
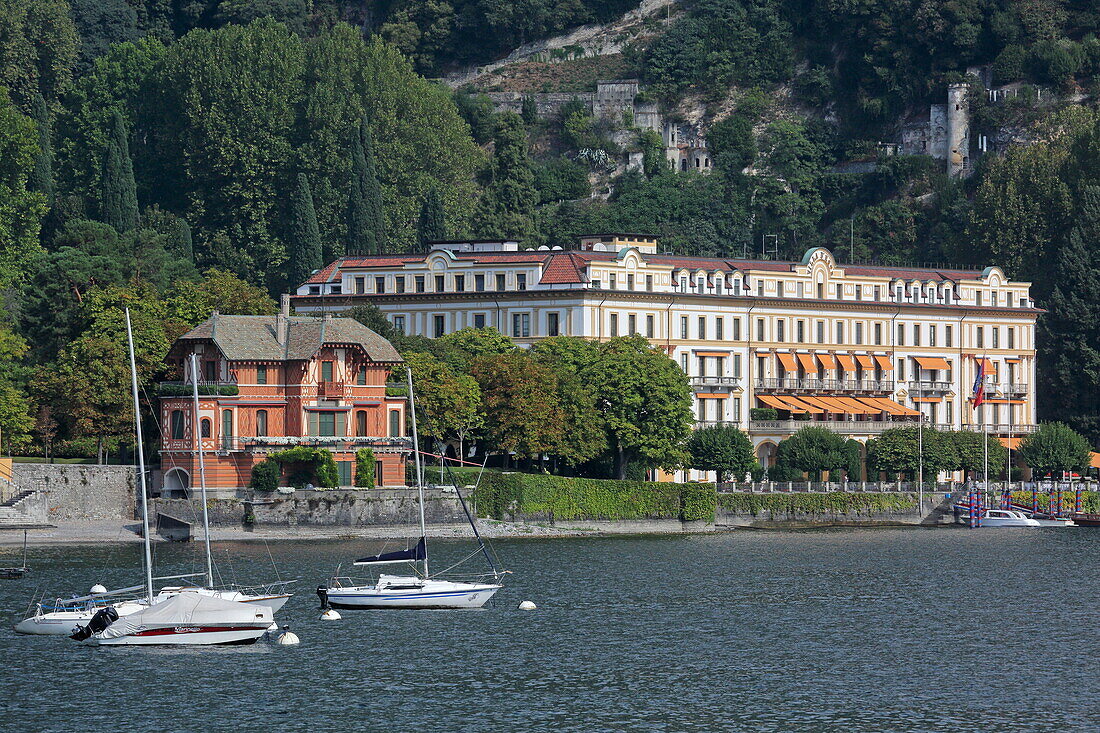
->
xmin=201 ymin=418 xmax=211 ymax=438
xmin=170 ymin=410 xmax=184 ymax=440
xmin=356 ymin=410 xmax=367 ymax=436
xmin=256 ymin=410 xmax=268 ymax=437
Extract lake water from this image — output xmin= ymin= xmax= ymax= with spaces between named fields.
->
xmin=2 ymin=528 xmax=1099 ymax=732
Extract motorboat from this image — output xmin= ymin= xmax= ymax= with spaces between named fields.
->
xmin=72 ymin=592 xmax=272 ymax=646
xmin=980 ymin=509 xmax=1042 ymax=527
xmin=317 ymin=367 xmax=505 ymax=611
xmin=1073 ymin=513 xmax=1100 ymax=527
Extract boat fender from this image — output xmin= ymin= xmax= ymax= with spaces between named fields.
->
xmin=89 ymin=584 xmax=107 ymax=595
xmin=319 ymin=608 xmax=341 ymax=621
xmin=274 ymin=626 xmax=300 ymax=645
xmin=518 ymin=600 xmax=536 ymax=611
xmin=69 ymin=606 xmax=119 ymax=641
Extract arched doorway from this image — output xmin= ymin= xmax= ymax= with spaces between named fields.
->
xmin=163 ymin=468 xmax=190 ymax=498
xmin=755 ymin=441 xmax=778 ymax=469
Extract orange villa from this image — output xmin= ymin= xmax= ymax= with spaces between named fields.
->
xmin=158 ymin=297 xmax=408 ymax=496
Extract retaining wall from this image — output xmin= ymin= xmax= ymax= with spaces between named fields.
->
xmin=12 ymin=464 xmax=136 ymax=522
xmin=716 ymin=492 xmax=954 ymax=528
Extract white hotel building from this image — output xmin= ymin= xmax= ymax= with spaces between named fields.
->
xmin=292 ymin=235 xmax=1039 ymax=473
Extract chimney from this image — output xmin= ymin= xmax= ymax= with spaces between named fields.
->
xmin=276 ymin=294 xmax=290 ymax=345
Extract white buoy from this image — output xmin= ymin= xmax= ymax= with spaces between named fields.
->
xmin=320 ymin=608 xmax=341 ymax=620
xmin=518 ymin=600 xmax=536 ymax=611
xmin=90 ymin=584 xmax=107 ymax=595
xmin=273 ymin=626 xmax=299 ymax=645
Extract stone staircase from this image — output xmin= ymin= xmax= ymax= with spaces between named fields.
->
xmin=0 ymin=479 xmax=47 ymax=526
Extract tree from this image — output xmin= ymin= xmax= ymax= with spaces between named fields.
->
xmin=171 ymin=218 xmax=193 ymax=262
xmin=0 ymin=0 xmax=79 ymax=109
xmin=406 ymin=351 xmax=483 ymax=456
xmin=866 ymin=427 xmax=958 ymax=482
xmin=949 ymin=430 xmax=1009 ymax=479
xmin=473 ymin=112 xmax=538 ymax=239
xmin=354 ymin=447 xmax=377 ymax=488
xmin=166 ymin=269 xmax=277 ymax=325
xmin=288 ymin=173 xmax=322 ymax=288
xmin=470 ymin=351 xmax=563 ymax=463
xmin=520 ymin=95 xmax=537 ymax=125
xmin=347 ymin=115 xmax=384 ymax=255
xmin=687 ymin=425 xmax=756 ymax=482
xmin=100 ymin=111 xmax=138 ymax=233
xmin=588 ymin=335 xmax=693 ymax=478
xmin=416 ymin=187 xmax=447 ymax=247
xmin=436 ymin=327 xmax=516 ymax=370
xmin=529 ymin=336 xmax=607 ymax=467
xmin=0 ymin=87 xmax=47 ymax=288
xmin=1018 ymin=422 xmax=1092 ymax=478
xmin=28 ymin=92 xmax=52 ymax=200
xmin=773 ymin=426 xmax=847 ymax=480
xmin=0 ymin=323 xmax=32 ymax=451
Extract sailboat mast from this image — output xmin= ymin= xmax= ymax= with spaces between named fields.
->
xmin=190 ymin=353 xmax=215 ymax=589
xmin=405 ymin=367 xmax=428 ymax=578
xmin=125 ymin=309 xmax=155 ymax=604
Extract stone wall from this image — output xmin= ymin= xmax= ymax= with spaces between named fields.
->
xmin=152 ymin=487 xmax=470 ymax=528
xmin=715 ymin=491 xmax=952 ymax=528
xmin=11 ymin=464 xmax=136 ymax=522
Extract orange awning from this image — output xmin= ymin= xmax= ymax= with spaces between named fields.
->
xmin=694 ymin=351 xmax=730 ymax=357
xmin=874 ymin=355 xmax=894 ymax=371
xmin=835 ymin=354 xmax=856 ymax=372
xmin=881 ymin=397 xmax=920 ymax=416
xmin=838 ymin=397 xmax=877 ymax=413
xmin=758 ymin=396 xmax=791 ymax=411
xmin=780 ymin=396 xmax=825 ymax=414
xmin=777 ymin=353 xmax=798 ymax=372
xmin=816 ymin=396 xmax=855 ymax=412
xmin=913 ymin=356 xmax=950 ymax=370
xmin=984 ymin=399 xmax=1026 ymax=405
xmin=1000 ymin=437 xmax=1022 ymax=450
xmin=851 ymin=397 xmax=888 ymax=413
xmin=798 ymin=396 xmax=837 ymax=412
xmin=855 ymin=354 xmax=875 ymax=369
xmin=910 ymin=396 xmax=943 ymax=403
xmin=817 ymin=353 xmax=837 ymax=371
xmin=975 ymin=356 xmax=994 ymax=371
xmin=695 ymin=392 xmax=730 ymax=399
xmin=772 ymin=396 xmax=810 ymax=413
xmin=1091 ymin=452 xmax=1100 ymax=469
xmin=1005 ymin=357 xmax=1021 ymax=363
xmin=797 ymin=353 xmax=818 ymax=374
xmin=861 ymin=397 xmax=906 ymax=415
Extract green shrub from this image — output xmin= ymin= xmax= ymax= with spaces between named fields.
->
xmin=158 ymin=383 xmax=239 ymax=397
xmin=354 ymin=448 xmax=376 ymax=488
xmin=268 ymin=446 xmax=339 ymax=489
xmin=679 ymin=483 xmax=717 ymax=522
xmin=718 ymin=492 xmax=916 ymax=516
xmin=750 ymin=408 xmax=778 ymax=420
xmin=249 ymin=458 xmax=280 ymax=492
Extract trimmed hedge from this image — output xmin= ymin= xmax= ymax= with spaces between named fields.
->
xmin=718 ymin=492 xmax=916 ymax=516
xmin=354 ymin=448 xmax=376 ymax=488
xmin=1011 ymin=489 xmax=1100 ymax=513
xmin=472 ymin=472 xmax=716 ymax=522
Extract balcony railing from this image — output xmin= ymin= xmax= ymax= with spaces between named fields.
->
xmin=691 ymin=376 xmax=740 ymax=388
xmin=749 ymin=419 xmax=951 ymax=435
xmin=158 ymin=380 xmax=239 ymax=397
xmin=321 ymin=381 xmax=346 ymax=399
xmin=754 ymin=378 xmax=893 ymax=392
xmin=206 ymin=436 xmax=414 ymax=453
xmin=907 ymin=380 xmax=952 ymax=392
xmin=961 ymin=424 xmax=1038 ymax=434
xmin=1003 ymin=383 xmax=1028 ymax=395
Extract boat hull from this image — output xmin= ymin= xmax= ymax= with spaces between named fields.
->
xmin=87 ymin=625 xmax=271 ymax=646
xmin=326 ymin=582 xmax=501 ymax=609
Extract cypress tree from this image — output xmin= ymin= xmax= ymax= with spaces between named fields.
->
xmin=28 ymin=92 xmax=53 ymax=201
xmin=172 ymin=218 xmax=194 ymax=262
xmin=289 ymin=173 xmax=322 ymax=287
xmin=473 ymin=112 xmax=537 ymax=239
xmin=347 ymin=116 xmax=384 ymax=255
xmin=100 ymin=112 xmax=138 ymax=233
xmin=416 ymin=188 xmax=447 ymax=247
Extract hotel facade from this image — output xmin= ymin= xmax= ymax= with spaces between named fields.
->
xmin=292 ymin=235 xmax=1039 ymax=476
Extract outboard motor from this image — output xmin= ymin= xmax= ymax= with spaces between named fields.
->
xmin=70 ymin=606 xmax=119 ymax=641
xmin=316 ymin=585 xmax=329 ymax=610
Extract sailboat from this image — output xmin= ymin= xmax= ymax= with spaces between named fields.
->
xmin=70 ymin=308 xmax=272 ymax=646
xmin=316 ymin=367 xmax=504 ymax=610
xmin=15 ymin=354 xmax=292 ymax=636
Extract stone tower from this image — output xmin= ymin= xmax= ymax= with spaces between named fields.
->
xmin=945 ymin=83 xmax=969 ymax=178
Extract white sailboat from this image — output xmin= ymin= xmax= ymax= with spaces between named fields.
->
xmin=317 ymin=367 xmax=504 ymax=610
xmin=15 ymin=353 xmax=292 ymax=637
xmin=70 ymin=308 xmax=271 ymax=646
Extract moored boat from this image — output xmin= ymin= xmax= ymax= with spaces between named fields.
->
xmin=1073 ymin=513 xmax=1100 ymax=527
xmin=73 ymin=593 xmax=272 ymax=646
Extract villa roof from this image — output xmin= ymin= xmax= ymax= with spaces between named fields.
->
xmin=177 ymin=314 xmax=402 ymax=364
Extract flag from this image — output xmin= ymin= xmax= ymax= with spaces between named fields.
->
xmin=972 ymin=356 xmax=985 ymax=407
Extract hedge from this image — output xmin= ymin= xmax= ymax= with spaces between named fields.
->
xmin=718 ymin=492 xmax=916 ymax=516
xmin=354 ymin=448 xmax=376 ymax=488
xmin=1010 ymin=489 xmax=1100 ymax=514
xmin=472 ymin=472 xmax=716 ymax=522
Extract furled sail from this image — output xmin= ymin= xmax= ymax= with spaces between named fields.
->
xmin=353 ymin=537 xmax=426 ymax=566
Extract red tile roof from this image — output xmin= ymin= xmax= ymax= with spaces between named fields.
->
xmin=539 ymin=252 xmax=588 ymax=284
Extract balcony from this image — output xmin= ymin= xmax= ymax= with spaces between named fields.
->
xmin=158 ymin=380 xmax=239 ymax=397
xmin=321 ymin=381 xmax=346 ymax=399
xmin=962 ymin=424 xmax=1037 ymax=434
xmin=753 ymin=378 xmax=894 ymax=393
xmin=691 ymin=376 xmax=740 ymax=389
xmin=1003 ymin=383 xmax=1028 ymax=396
xmin=225 ymin=436 xmax=415 ymax=452
xmin=907 ymin=380 xmax=952 ymax=393
xmin=749 ymin=419 xmax=950 ymax=435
